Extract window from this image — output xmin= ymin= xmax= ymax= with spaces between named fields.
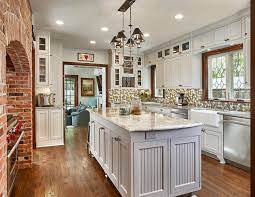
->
xmin=64 ymin=75 xmax=78 ymax=109
xmin=203 ymin=44 xmax=250 ymax=101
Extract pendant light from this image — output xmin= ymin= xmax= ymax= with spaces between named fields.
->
xmin=132 ymin=28 xmax=145 ymax=44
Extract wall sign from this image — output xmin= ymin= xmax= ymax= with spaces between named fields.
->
xmin=77 ymin=53 xmax=94 ymax=62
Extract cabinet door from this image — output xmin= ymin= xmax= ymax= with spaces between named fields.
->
xmin=170 ymin=136 xmax=201 ymax=196
xmin=36 ymin=109 xmax=49 ymax=145
xmin=134 ymin=140 xmax=168 ymax=197
xmin=109 ymin=132 xmax=119 ymax=188
xmin=180 ymin=54 xmax=192 ymax=87
xmin=165 ymin=57 xmax=181 ymax=88
xmin=244 ymin=16 xmax=250 ymax=37
xmin=49 ymin=109 xmax=63 ymax=140
xmin=114 ymin=68 xmax=121 ymax=88
xmin=99 ymin=126 xmax=105 ymax=166
xmin=192 ymin=35 xmax=204 ymax=52
xmin=36 ymin=54 xmax=49 ymax=86
xmin=36 ymin=35 xmax=50 ymax=54
xmin=228 ymin=20 xmax=242 ymax=40
xmin=89 ymin=120 xmax=95 ymax=152
xmin=202 ymin=129 xmax=221 ymax=155
xmin=94 ymin=122 xmax=101 ymax=159
xmin=156 ymin=60 xmax=165 ymax=88
xmin=244 ymin=38 xmax=251 ymax=88
xmin=214 ymin=26 xmax=228 ymax=44
xmin=137 ymin=69 xmax=143 ymax=88
xmin=103 ymin=128 xmax=111 ymax=173
xmin=118 ymin=137 xmax=129 ymax=197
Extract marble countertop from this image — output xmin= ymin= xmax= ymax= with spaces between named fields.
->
xmin=217 ymin=111 xmax=250 ymax=119
xmin=89 ymin=108 xmax=202 ymax=132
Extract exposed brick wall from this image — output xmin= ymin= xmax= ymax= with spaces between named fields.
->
xmin=0 ymin=0 xmax=32 ymax=196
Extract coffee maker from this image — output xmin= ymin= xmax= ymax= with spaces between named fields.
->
xmin=175 ymin=93 xmax=188 ymax=106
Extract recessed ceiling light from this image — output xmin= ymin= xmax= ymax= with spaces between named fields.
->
xmin=175 ymin=14 xmax=184 ymax=20
xmin=56 ymin=20 xmax=64 ymax=25
xmin=144 ymin=33 xmax=150 ymax=37
xmin=101 ymin=27 xmax=109 ymax=32
xmin=90 ymin=40 xmax=96 ymax=44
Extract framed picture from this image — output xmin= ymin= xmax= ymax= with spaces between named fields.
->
xmin=78 ymin=53 xmax=94 ymax=62
xmin=81 ymin=78 xmax=94 ymax=96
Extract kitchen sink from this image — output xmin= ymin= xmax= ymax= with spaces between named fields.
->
xmin=190 ymin=109 xmax=221 ymax=127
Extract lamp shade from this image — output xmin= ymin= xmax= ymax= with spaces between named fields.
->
xmin=125 ymin=38 xmax=135 ymax=48
xmin=110 ymin=36 xmax=118 ymax=46
xmin=116 ymin=30 xmax=127 ymax=43
xmin=132 ymin=28 xmax=144 ymax=43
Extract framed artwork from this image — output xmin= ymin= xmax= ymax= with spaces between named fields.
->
xmin=81 ymin=78 xmax=94 ymax=96
xmin=77 ymin=53 xmax=94 ymax=62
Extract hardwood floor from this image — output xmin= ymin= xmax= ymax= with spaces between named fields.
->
xmin=12 ymin=126 xmax=250 ymax=197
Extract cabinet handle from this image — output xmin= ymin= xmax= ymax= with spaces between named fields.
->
xmin=99 ymin=127 xmax=105 ymax=131
xmin=201 ymin=128 xmax=205 ymax=132
xmin=224 ymin=38 xmax=230 ymax=42
xmin=179 ymin=85 xmax=183 ymax=87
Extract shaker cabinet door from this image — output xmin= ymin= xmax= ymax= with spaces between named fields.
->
xmin=49 ymin=109 xmax=63 ymax=140
xmin=36 ymin=109 xmax=49 ymax=144
xmin=109 ymin=132 xmax=119 ymax=188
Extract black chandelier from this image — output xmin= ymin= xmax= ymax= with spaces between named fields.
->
xmin=110 ymin=0 xmax=145 ymax=60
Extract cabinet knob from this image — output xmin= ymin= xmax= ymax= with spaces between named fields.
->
xmin=99 ymin=127 xmax=105 ymax=130
xmin=201 ymin=46 xmax=205 ymax=49
xmin=179 ymin=85 xmax=183 ymax=87
xmin=201 ymin=128 xmax=205 ymax=132
xmin=244 ymin=33 xmax=248 ymax=36
xmin=224 ymin=38 xmax=230 ymax=42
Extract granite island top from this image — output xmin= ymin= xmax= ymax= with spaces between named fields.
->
xmin=89 ymin=108 xmax=203 ymax=132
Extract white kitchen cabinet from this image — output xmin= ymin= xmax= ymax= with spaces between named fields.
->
xmin=36 ymin=109 xmax=49 ymax=143
xmin=243 ymin=16 xmax=250 ymax=37
xmin=170 ymin=136 xmax=201 ymax=196
xmin=36 ymin=108 xmax=64 ymax=148
xmin=134 ymin=140 xmax=168 ymax=197
xmin=202 ymin=128 xmax=221 ymax=155
xmin=156 ymin=60 xmax=165 ymax=88
xmin=164 ymin=54 xmax=193 ymax=88
xmin=192 ymin=31 xmax=214 ymax=52
xmin=214 ymin=20 xmax=242 ymax=45
xmin=36 ymin=34 xmax=50 ymax=54
xmin=36 ymin=54 xmax=50 ymax=86
xmin=171 ymin=40 xmax=191 ymax=56
xmin=112 ymin=67 xmax=121 ymax=88
xmin=164 ymin=57 xmax=180 ymax=88
xmin=244 ymin=38 xmax=251 ymax=88
xmin=180 ymin=54 xmax=192 ymax=87
xmin=50 ymin=109 xmax=64 ymax=140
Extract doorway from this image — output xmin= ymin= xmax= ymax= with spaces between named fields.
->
xmin=64 ymin=75 xmax=78 ymax=109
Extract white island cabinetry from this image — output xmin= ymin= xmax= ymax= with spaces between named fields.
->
xmin=89 ymin=109 xmax=202 ymax=197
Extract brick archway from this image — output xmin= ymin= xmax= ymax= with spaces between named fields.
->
xmin=6 ymin=40 xmax=32 ymax=169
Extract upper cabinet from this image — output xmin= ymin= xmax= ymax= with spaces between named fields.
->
xmin=36 ymin=34 xmax=50 ymax=54
xmin=192 ymin=31 xmax=214 ymax=52
xmin=243 ymin=16 xmax=250 ymax=38
xmin=36 ymin=33 xmax=51 ymax=86
xmin=214 ymin=20 xmax=242 ymax=45
xmin=171 ymin=40 xmax=190 ymax=56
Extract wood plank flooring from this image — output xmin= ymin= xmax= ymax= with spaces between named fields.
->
xmin=12 ymin=126 xmax=250 ymax=197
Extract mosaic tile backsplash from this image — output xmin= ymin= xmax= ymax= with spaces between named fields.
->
xmin=109 ymin=88 xmax=250 ymax=112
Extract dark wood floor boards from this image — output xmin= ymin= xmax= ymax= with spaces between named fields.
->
xmin=12 ymin=126 xmax=250 ymax=197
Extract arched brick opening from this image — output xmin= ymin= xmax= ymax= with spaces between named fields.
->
xmin=6 ymin=40 xmax=32 ymax=168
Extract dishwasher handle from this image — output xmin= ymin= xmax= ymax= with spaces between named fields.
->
xmin=223 ymin=120 xmax=250 ymax=127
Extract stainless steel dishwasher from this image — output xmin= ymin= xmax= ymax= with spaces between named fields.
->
xmin=223 ymin=115 xmax=250 ymax=168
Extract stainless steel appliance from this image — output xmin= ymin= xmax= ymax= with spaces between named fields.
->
xmin=223 ymin=115 xmax=250 ymax=168
xmin=37 ymin=93 xmax=55 ymax=107
xmin=171 ymin=108 xmax=188 ymax=119
xmin=175 ymin=93 xmax=188 ymax=106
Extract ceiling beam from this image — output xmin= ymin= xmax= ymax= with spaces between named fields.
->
xmin=118 ymin=0 xmax=136 ymax=12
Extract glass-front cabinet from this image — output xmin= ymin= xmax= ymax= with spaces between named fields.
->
xmin=36 ymin=34 xmax=50 ymax=54
xmin=137 ymin=69 xmax=142 ymax=88
xmin=36 ymin=54 xmax=49 ymax=85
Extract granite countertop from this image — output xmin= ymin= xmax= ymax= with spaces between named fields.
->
xmin=89 ymin=108 xmax=202 ymax=132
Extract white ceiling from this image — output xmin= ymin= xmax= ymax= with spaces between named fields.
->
xmin=30 ymin=0 xmax=250 ymax=52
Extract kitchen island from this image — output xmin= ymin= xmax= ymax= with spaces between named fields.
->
xmin=88 ymin=108 xmax=202 ymax=197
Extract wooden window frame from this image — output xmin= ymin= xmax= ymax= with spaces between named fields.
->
xmin=151 ymin=65 xmax=165 ymax=98
xmin=64 ymin=75 xmax=79 ymax=108
xmin=202 ymin=43 xmax=249 ymax=102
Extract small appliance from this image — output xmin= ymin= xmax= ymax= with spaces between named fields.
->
xmin=37 ymin=93 xmax=55 ymax=107
xmin=175 ymin=93 xmax=188 ymax=106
